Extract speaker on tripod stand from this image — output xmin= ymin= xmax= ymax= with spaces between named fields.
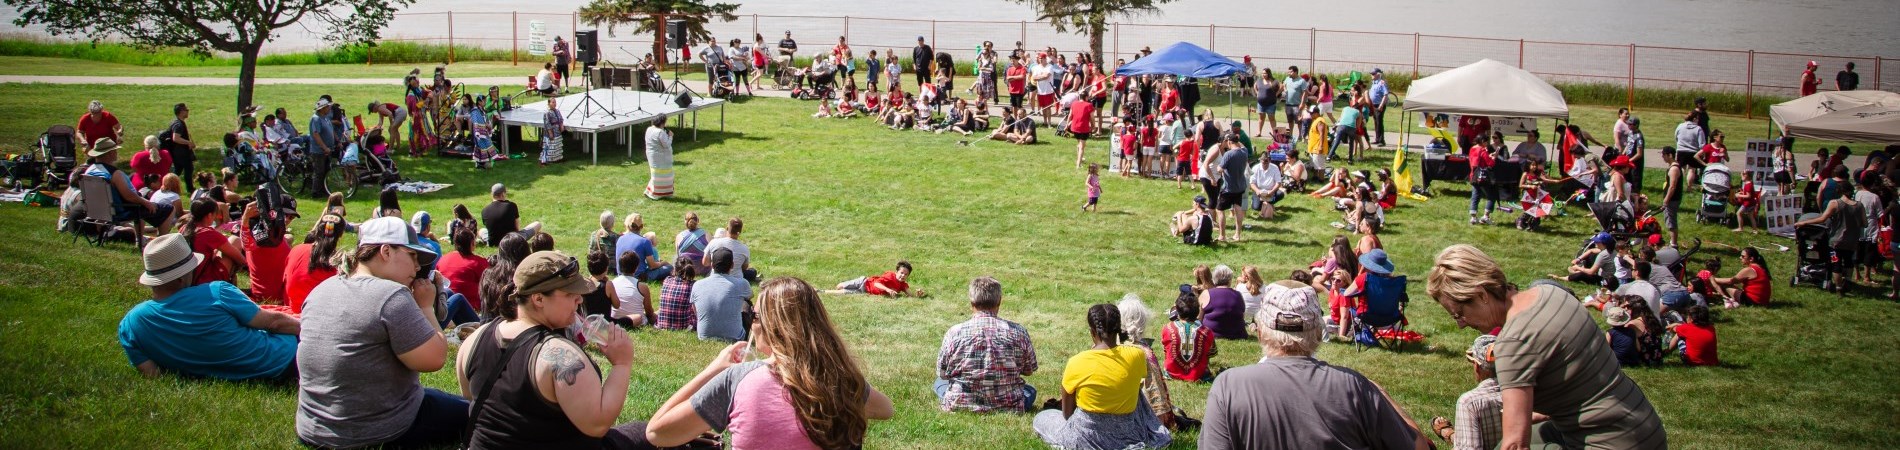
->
xmin=567 ymin=30 xmax=617 ymax=120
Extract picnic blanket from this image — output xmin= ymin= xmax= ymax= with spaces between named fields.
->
xmin=389 ymin=181 xmax=453 ymax=195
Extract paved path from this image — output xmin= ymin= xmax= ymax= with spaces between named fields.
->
xmin=3 ymin=74 xmax=1866 ymax=173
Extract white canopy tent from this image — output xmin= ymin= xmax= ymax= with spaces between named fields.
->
xmin=1784 ymin=104 xmax=1900 ymax=143
xmin=1768 ymin=90 xmax=1900 ymax=132
xmin=1401 ymin=58 xmax=1570 ymax=119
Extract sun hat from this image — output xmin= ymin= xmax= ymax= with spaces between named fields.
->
xmin=87 ymin=137 xmax=122 ymax=157
xmin=1358 ymin=249 xmax=1395 ymax=275
xmin=513 ymin=250 xmax=599 ymax=297
xmin=139 ymin=234 xmax=205 ymax=286
xmin=358 ymin=216 xmax=439 ymax=266
xmin=1258 ymin=280 xmax=1322 ymax=332
xmin=1604 ymin=303 xmax=1632 ymax=326
xmin=314 ymin=98 xmax=332 ymax=111
xmin=1466 ymin=333 xmax=1497 ymax=373
xmin=1609 ymin=155 xmax=1634 ymax=169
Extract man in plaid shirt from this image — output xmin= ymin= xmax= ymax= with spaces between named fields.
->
xmin=1432 ymin=333 xmax=1505 ymax=450
xmin=934 ymin=277 xmax=1039 ymax=413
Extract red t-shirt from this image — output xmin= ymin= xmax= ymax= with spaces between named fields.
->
xmin=1742 ymin=263 xmax=1771 ymax=306
xmin=1140 ymin=125 xmax=1159 ymax=147
xmin=1158 ymin=90 xmax=1179 ymax=114
xmin=77 ymin=111 xmax=119 ymax=148
xmin=1700 ymin=143 xmax=1727 ymax=163
xmin=1006 ymin=65 xmax=1028 ymax=95
xmin=438 ymin=251 xmax=492 ymax=308
xmin=283 ymin=243 xmax=339 ymax=313
xmin=1121 ymin=131 xmax=1138 ymax=156
xmin=1067 ymin=99 xmax=1095 ymax=134
xmin=1160 ymin=321 xmax=1216 ymax=381
xmin=127 ymin=149 xmax=172 ymax=191
xmin=190 ymin=226 xmax=235 ymax=286
xmin=863 ymin=271 xmax=909 ymax=296
xmin=1467 ymin=145 xmax=1495 ymax=182
xmin=1176 ymin=138 xmax=1198 ymax=163
xmin=1675 ymin=322 xmax=1719 ymax=366
xmin=243 ymin=229 xmax=293 ymax=303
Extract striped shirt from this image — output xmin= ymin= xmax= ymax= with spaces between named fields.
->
xmin=1495 ymin=285 xmax=1668 ymax=449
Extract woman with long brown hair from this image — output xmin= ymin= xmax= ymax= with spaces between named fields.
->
xmin=646 ymin=277 xmax=894 ymax=449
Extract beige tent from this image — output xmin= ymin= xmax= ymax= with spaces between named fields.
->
xmin=1768 ymin=90 xmax=1900 ymax=130
xmin=1401 ymin=59 xmax=1569 ymax=119
xmin=1784 ymin=104 xmax=1900 ymax=143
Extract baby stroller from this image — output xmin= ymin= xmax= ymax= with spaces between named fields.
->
xmin=1790 ymin=215 xmax=1832 ymax=289
xmin=1696 ymin=164 xmax=1733 ymax=226
xmin=709 ymin=62 xmax=738 ymax=98
xmin=336 ymin=133 xmax=400 ymax=198
xmin=223 ymin=142 xmax=274 ymax=186
xmin=38 ymin=125 xmax=79 ymax=190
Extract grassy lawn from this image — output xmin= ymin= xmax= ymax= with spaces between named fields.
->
xmin=0 ymin=83 xmax=1897 ymax=449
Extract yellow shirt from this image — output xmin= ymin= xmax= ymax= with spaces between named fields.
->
xmin=1060 ymin=345 xmax=1148 ymax=415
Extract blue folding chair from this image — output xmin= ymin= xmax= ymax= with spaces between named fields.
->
xmin=1349 ymin=273 xmax=1409 ymax=350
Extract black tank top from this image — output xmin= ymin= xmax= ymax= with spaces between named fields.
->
xmin=467 ymin=325 xmax=600 ymax=449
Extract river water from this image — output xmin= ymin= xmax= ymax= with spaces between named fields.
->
xmin=3 ymin=0 xmax=1896 ymax=57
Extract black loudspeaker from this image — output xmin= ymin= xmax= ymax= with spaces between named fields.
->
xmin=666 ymin=20 xmax=687 ymax=50
xmin=575 ymin=30 xmax=599 ymax=64
xmin=675 ymin=92 xmax=692 ymax=108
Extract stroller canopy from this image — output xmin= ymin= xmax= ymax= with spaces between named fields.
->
xmin=1113 ymin=42 xmax=1247 ymax=79
xmin=1401 ymin=59 xmax=1569 ymax=119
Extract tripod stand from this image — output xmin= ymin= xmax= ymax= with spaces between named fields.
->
xmin=567 ymin=62 xmax=620 ymax=120
xmin=668 ymin=56 xmax=702 ymax=103
xmin=618 ymin=48 xmax=658 ymax=116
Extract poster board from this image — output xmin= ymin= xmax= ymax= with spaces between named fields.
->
xmin=1743 ymin=139 xmax=1777 ymax=195
xmin=1764 ymin=194 xmax=1802 ymax=238
xmin=1492 ymin=117 xmax=1536 ymax=136
xmin=528 ymin=21 xmax=549 ymax=56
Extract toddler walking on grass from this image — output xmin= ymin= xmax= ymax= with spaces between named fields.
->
xmin=1084 ymin=163 xmax=1102 ymax=212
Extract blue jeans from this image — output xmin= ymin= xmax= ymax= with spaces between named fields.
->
xmin=1327 ymin=125 xmax=1355 ymax=158
xmin=933 ymin=379 xmax=1038 ymax=412
xmin=441 ymin=293 xmax=481 ymax=327
xmin=637 ymin=264 xmax=673 ymax=283
xmin=1469 ymin=182 xmax=1497 ymax=215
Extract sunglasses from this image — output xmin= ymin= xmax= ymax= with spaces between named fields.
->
xmin=526 ymin=256 xmax=580 ymax=293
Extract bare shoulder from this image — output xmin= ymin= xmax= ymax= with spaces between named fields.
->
xmin=535 ymin=338 xmax=589 ymax=386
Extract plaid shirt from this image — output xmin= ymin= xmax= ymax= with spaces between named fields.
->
xmin=654 ymin=277 xmax=695 ymax=331
xmin=937 ymin=311 xmax=1038 ymax=412
xmin=1453 ymin=378 xmax=1503 ymax=450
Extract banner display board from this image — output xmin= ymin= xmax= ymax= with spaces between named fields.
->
xmin=1764 ymin=194 xmax=1802 ymax=238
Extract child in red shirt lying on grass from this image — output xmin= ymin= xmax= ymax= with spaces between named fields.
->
xmin=827 ymin=260 xmax=926 ymax=298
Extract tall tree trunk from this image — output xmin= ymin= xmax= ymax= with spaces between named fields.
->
xmin=236 ymin=42 xmax=262 ymax=116
xmin=1087 ymin=21 xmax=1105 ymax=69
xmin=652 ymin=13 xmax=670 ymax=65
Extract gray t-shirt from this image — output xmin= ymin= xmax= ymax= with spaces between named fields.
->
xmin=691 ymin=360 xmax=769 ymax=431
xmin=705 ymin=237 xmax=751 ymax=269
xmin=1199 ymin=356 xmax=1417 ymax=450
xmin=1646 ymin=263 xmax=1686 ymax=294
xmin=1495 ymin=285 xmax=1668 ymax=449
xmin=296 ymin=275 xmax=440 ymax=448
xmin=1218 ymin=147 xmax=1251 ymax=194
xmin=691 ymin=273 xmax=752 ymax=342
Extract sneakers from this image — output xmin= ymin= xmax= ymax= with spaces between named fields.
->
xmin=1469 ymin=215 xmax=1480 ymax=225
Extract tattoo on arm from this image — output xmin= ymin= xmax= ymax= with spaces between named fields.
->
xmin=541 ymin=345 xmax=587 ymax=385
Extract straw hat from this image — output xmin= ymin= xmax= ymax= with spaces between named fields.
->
xmin=87 ymin=137 xmax=122 ymax=157
xmin=139 ymin=234 xmax=204 ymax=286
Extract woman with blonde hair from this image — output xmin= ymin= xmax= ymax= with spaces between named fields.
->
xmin=1237 ymin=265 xmax=1266 ymax=320
xmin=1426 ymin=244 xmax=1667 ymax=449
xmin=647 ymin=277 xmax=894 ymax=449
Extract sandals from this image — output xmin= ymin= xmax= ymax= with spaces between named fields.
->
xmin=1430 ymin=416 xmax=1453 ymax=440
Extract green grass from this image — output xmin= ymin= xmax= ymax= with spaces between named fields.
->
xmin=1 ymin=83 xmax=1898 ymax=449
xmin=0 ymin=56 xmax=546 ymax=79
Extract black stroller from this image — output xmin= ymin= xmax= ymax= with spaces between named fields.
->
xmin=1790 ymin=214 xmax=1832 ymax=289
xmin=1696 ymin=164 xmax=1733 ymax=226
xmin=38 ymin=125 xmax=79 ymax=190
xmin=793 ymin=67 xmax=836 ymax=101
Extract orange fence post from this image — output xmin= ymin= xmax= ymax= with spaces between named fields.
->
xmin=1411 ymin=33 xmax=1419 ymax=79
xmin=931 ymin=20 xmax=937 ymax=50
xmin=752 ymin=14 xmax=758 ymax=38
xmin=1518 ymin=39 xmax=1524 ymax=68
xmin=1627 ymin=44 xmax=1635 ymax=110
xmin=843 ymin=16 xmax=850 ymax=43
xmin=512 ymin=11 xmax=519 ymax=66
xmin=1020 ymin=21 xmax=1027 ymax=52
xmin=1875 ymin=56 xmax=1882 ymax=91
xmin=1208 ymin=24 xmax=1214 ymax=52
xmin=1113 ymin=23 xmax=1119 ymax=60
xmin=448 ymin=11 xmax=456 ymax=64
xmin=1746 ymin=50 xmax=1755 ymax=119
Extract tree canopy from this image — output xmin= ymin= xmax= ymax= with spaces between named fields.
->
xmin=6 ymin=0 xmax=414 ymax=112
xmin=1012 ymin=0 xmax=1173 ymax=64
xmin=577 ymin=0 xmax=741 ymax=65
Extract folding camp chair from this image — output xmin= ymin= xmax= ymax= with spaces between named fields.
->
xmin=73 ymin=174 xmax=132 ymax=246
xmin=1348 ymin=273 xmax=1410 ymax=350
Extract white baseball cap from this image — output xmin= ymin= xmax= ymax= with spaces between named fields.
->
xmin=358 ymin=216 xmax=438 ymax=266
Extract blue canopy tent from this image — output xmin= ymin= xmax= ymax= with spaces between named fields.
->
xmin=1113 ymin=42 xmax=1248 ymax=119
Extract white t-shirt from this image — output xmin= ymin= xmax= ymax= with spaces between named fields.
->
xmin=1249 ymin=163 xmax=1283 ymax=193
xmin=537 ymin=69 xmax=555 ymax=89
xmin=1031 ymin=64 xmax=1055 ymax=95
xmin=148 ymin=190 xmax=180 ymax=209
xmin=705 ymin=237 xmax=751 ymax=269
xmin=609 ymin=275 xmax=647 ymax=319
